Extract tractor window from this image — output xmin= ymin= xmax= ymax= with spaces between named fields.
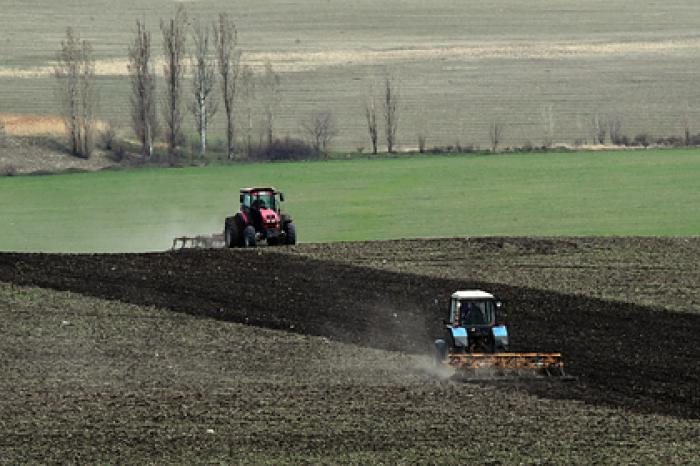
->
xmin=242 ymin=193 xmax=251 ymax=209
xmin=251 ymin=192 xmax=276 ymax=211
xmin=458 ymin=300 xmax=495 ymax=327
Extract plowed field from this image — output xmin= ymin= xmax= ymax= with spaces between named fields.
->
xmin=1 ymin=237 xmax=699 ymax=462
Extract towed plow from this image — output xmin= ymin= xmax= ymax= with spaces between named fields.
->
xmin=434 ymin=291 xmax=575 ymax=381
xmin=444 ymin=352 xmax=576 ymax=381
xmin=172 ymin=234 xmax=224 ymax=250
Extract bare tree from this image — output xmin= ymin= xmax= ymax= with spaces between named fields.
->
xmin=591 ymin=114 xmax=606 ymax=145
xmin=541 ymin=104 xmax=555 ymax=148
xmin=161 ymin=5 xmax=187 ymax=157
xmin=213 ymin=13 xmax=240 ymax=159
xmin=364 ymin=93 xmax=378 ymax=155
xmin=301 ymin=110 xmax=338 ymax=158
xmin=260 ymin=59 xmax=280 ymax=146
xmin=238 ymin=65 xmax=256 ymax=156
xmin=190 ymin=19 xmax=217 ymax=158
xmin=98 ymin=121 xmax=117 ymax=150
xmin=489 ymin=119 xmax=504 ymax=153
xmin=128 ymin=20 xmax=157 ymax=159
xmin=383 ymin=76 xmax=399 ymax=153
xmin=607 ymin=116 xmax=624 ymax=145
xmin=417 ymin=133 xmax=426 ymax=153
xmin=575 ymin=114 xmax=587 ymax=146
xmin=681 ymin=111 xmax=691 ymax=146
xmin=54 ymin=27 xmax=96 ymax=158
xmin=634 ymin=133 xmax=652 ymax=148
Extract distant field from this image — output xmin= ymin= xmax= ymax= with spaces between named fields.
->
xmin=2 ymin=0 xmax=700 ymax=149
xmin=1 ymin=150 xmax=699 ymax=252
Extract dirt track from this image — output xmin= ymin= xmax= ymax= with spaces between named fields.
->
xmin=1 ymin=237 xmax=699 ymax=420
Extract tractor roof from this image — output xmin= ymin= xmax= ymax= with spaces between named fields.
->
xmin=451 ymin=290 xmax=495 ymax=300
xmin=240 ymin=187 xmax=277 ymax=193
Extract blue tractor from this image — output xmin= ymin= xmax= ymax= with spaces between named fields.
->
xmin=434 ymin=290 xmax=568 ymax=378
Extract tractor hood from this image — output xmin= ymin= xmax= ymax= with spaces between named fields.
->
xmin=260 ymin=208 xmax=280 ymax=225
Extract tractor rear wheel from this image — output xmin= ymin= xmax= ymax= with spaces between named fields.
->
xmin=224 ymin=218 xmax=239 ymax=248
xmin=285 ymin=222 xmax=297 ymax=245
xmin=243 ymin=225 xmax=256 ymax=247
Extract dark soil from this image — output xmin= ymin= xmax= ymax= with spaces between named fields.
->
xmin=1 ymin=237 xmax=699 ymax=420
xmin=4 ymin=284 xmax=698 ymax=464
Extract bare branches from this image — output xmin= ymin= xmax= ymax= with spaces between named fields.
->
xmin=383 ymin=76 xmax=399 ymax=153
xmin=54 ymin=27 xmax=96 ymax=158
xmin=417 ymin=133 xmax=426 ymax=153
xmin=541 ymin=104 xmax=555 ymax=148
xmin=190 ymin=18 xmax=217 ymax=158
xmin=238 ymin=65 xmax=256 ymax=156
xmin=213 ymin=13 xmax=240 ymax=158
xmin=681 ymin=115 xmax=691 ymax=147
xmin=128 ymin=20 xmax=157 ymax=159
xmin=591 ymin=114 xmax=606 ymax=145
xmin=608 ymin=116 xmax=624 ymax=145
xmin=260 ymin=60 xmax=280 ymax=146
xmin=301 ymin=110 xmax=338 ymax=158
xmin=161 ymin=5 xmax=187 ymax=157
xmin=489 ymin=119 xmax=504 ymax=153
xmin=364 ymin=92 xmax=378 ymax=155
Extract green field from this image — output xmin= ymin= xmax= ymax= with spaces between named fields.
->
xmin=1 ymin=149 xmax=699 ymax=252
xmin=2 ymin=0 xmax=700 ymax=149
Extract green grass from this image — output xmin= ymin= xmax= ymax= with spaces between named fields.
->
xmin=1 ymin=149 xmax=699 ymax=252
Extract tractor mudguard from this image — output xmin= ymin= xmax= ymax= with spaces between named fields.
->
xmin=492 ymin=325 xmax=509 ymax=350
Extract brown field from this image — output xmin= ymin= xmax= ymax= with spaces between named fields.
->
xmin=0 ymin=113 xmax=66 ymax=136
xmin=1 ymin=237 xmax=699 ymax=462
xmin=0 ymin=113 xmax=117 ymax=174
xmin=2 ymin=0 xmax=700 ymax=149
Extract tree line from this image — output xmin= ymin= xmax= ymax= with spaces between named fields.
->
xmin=53 ymin=5 xmax=409 ymax=162
xmin=54 ymin=8 xmax=696 ymax=162
xmin=54 ymin=7 xmax=288 ymax=161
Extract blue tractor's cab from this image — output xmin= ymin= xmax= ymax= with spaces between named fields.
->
xmin=441 ymin=290 xmax=509 ymax=355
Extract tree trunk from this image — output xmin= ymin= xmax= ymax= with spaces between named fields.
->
xmin=227 ymin=112 xmax=233 ymax=159
xmin=246 ymin=111 xmax=252 ymax=156
xmin=200 ymin=97 xmax=206 ymax=158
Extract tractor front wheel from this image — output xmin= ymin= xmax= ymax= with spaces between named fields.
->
xmin=243 ymin=225 xmax=256 ymax=248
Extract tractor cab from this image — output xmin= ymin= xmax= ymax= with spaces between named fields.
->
xmin=240 ymin=188 xmax=284 ymax=214
xmin=451 ymin=293 xmax=497 ymax=328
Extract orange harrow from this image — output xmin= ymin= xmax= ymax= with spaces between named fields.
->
xmin=445 ymin=352 xmax=575 ymax=380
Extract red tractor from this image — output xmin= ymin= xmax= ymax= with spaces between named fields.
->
xmin=224 ymin=187 xmax=296 ymax=248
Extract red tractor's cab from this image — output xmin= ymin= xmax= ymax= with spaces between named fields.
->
xmin=224 ymin=187 xmax=296 ymax=248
